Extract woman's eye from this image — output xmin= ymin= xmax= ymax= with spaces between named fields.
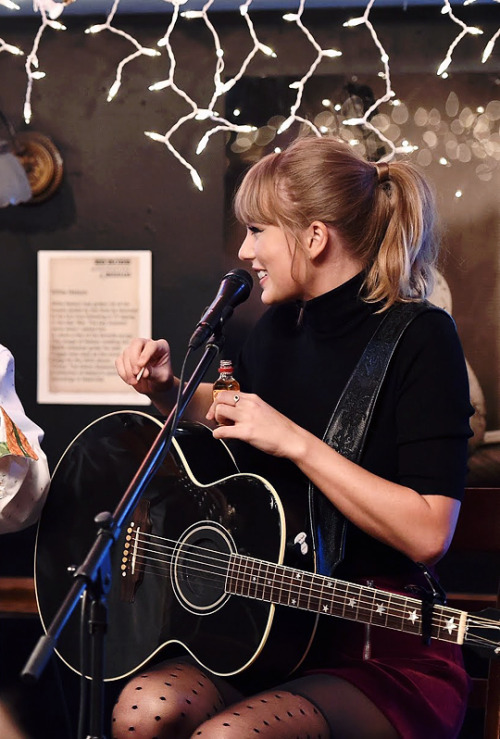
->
xmin=248 ymin=225 xmax=263 ymax=234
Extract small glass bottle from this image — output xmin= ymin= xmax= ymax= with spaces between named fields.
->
xmin=213 ymin=359 xmax=240 ymax=400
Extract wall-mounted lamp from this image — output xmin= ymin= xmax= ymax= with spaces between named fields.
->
xmin=0 ymin=110 xmax=63 ymax=207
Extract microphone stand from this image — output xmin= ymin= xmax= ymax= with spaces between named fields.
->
xmin=22 ymin=334 xmax=224 ymax=739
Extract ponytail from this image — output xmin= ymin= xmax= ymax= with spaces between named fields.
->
xmin=234 ymin=136 xmax=439 ymax=309
xmin=363 ymin=160 xmax=438 ymax=308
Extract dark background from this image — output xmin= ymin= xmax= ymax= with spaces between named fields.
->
xmin=0 ymin=5 xmax=498 ymax=479
xmin=0 ymin=3 xmax=498 ymax=736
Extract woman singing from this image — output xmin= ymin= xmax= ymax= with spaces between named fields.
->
xmin=113 ymin=135 xmax=472 ymax=738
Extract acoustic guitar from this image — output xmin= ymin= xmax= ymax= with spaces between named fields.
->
xmin=34 ymin=411 xmax=499 ymax=683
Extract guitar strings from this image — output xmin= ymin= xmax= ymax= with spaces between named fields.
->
xmin=128 ymin=534 xmax=500 ymax=650
xmin=128 ymin=530 xmax=454 ymax=622
xmin=121 ymin=531 xmax=499 ymax=647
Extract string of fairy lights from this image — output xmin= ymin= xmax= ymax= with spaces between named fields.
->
xmin=0 ymin=0 xmax=499 ymax=191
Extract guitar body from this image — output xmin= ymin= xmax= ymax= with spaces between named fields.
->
xmin=35 ymin=411 xmax=317 ymax=682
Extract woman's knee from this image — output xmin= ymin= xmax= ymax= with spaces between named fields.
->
xmin=111 ymin=661 xmax=224 ymax=739
xmin=189 ymin=689 xmax=330 ymax=738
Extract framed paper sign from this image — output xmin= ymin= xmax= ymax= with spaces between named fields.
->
xmin=37 ymin=250 xmax=152 ymax=405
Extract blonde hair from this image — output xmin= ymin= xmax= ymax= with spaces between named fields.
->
xmin=234 ymin=136 xmax=438 ymax=309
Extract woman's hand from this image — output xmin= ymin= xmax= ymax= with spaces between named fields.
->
xmin=207 ymin=391 xmax=306 ymax=460
xmin=115 ymin=338 xmax=174 ymax=396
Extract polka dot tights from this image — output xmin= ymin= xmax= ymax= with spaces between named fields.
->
xmin=111 ymin=660 xmax=329 ymax=739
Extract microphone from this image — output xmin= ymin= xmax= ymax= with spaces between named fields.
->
xmin=188 ymin=269 xmax=253 ymax=349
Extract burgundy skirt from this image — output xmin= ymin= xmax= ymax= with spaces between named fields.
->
xmin=302 ymin=578 xmax=471 ymax=739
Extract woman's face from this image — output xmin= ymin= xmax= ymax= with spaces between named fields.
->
xmin=238 ymin=223 xmax=307 ymax=305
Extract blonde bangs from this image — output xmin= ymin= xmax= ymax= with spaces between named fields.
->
xmin=234 ymin=153 xmax=283 ymax=227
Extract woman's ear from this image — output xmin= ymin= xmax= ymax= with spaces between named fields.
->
xmin=305 ymin=221 xmax=330 ymax=260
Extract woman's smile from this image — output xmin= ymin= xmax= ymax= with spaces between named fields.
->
xmin=239 ymin=224 xmax=305 ymax=304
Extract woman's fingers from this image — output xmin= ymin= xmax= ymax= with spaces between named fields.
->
xmin=116 ymin=338 xmax=171 ymax=389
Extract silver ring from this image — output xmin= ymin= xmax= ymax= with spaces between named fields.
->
xmin=233 ymin=394 xmax=240 ymax=404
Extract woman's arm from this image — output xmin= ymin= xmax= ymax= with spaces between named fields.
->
xmin=285 ymin=422 xmax=460 ymax=565
xmin=208 ymin=391 xmax=460 ymax=565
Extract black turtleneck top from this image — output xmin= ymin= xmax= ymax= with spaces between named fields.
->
xmin=231 ymin=273 xmax=472 ymax=577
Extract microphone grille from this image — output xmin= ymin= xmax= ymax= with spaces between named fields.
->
xmin=226 ymin=268 xmax=253 ymax=295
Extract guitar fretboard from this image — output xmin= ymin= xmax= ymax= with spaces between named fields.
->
xmin=226 ymin=554 xmax=467 ymax=645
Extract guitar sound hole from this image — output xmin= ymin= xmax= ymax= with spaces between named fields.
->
xmin=172 ymin=522 xmax=234 ymax=614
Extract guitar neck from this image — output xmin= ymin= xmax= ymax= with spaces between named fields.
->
xmin=227 ymin=554 xmax=467 ymax=646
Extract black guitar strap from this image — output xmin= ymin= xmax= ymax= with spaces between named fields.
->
xmin=309 ymin=300 xmax=442 ymax=577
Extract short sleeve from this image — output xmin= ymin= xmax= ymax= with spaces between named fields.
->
xmin=394 ymin=310 xmax=473 ymax=499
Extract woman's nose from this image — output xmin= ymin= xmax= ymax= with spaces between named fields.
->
xmin=238 ymin=235 xmax=254 ymax=261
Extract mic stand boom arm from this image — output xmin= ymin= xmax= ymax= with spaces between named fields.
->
xmin=22 ymin=335 xmax=223 ymax=738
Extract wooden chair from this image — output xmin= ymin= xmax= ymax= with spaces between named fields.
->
xmin=441 ymin=487 xmax=500 ymax=739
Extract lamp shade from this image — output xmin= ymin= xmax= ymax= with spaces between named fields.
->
xmin=0 ymin=142 xmax=32 ymax=207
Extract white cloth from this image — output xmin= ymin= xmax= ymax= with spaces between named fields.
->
xmin=0 ymin=345 xmax=50 ymax=534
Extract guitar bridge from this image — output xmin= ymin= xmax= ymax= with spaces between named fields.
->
xmin=120 ymin=499 xmax=151 ymax=603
